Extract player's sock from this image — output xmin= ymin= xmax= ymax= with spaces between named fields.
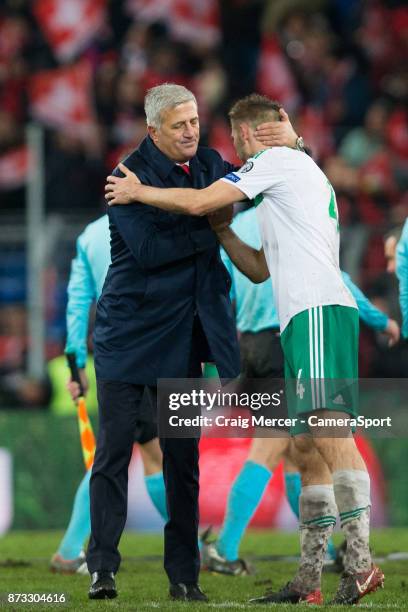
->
xmin=291 ymin=484 xmax=336 ymax=592
xmin=285 ymin=471 xmax=301 ymax=517
xmin=285 ymin=471 xmax=336 ymax=560
xmin=58 ymin=469 xmax=91 ymax=560
xmin=333 ymin=469 xmax=371 ymax=573
xmin=145 ymin=471 xmax=168 ymax=521
xmin=217 ymin=460 xmax=271 ymax=561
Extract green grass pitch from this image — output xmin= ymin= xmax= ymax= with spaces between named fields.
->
xmin=1 ymin=529 xmax=407 ymax=610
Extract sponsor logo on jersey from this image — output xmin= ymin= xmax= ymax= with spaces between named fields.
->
xmin=240 ymin=161 xmax=254 ymax=173
xmin=224 ymin=172 xmax=241 ymax=183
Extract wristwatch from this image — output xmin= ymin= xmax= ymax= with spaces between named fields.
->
xmin=295 ymin=136 xmax=305 ymax=152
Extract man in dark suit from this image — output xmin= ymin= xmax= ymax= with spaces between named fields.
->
xmin=88 ymin=83 xmax=298 ymax=601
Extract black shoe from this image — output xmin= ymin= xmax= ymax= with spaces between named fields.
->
xmin=88 ymin=571 xmax=117 ymax=600
xmin=249 ymin=582 xmax=323 ymax=605
xmin=169 ymin=583 xmax=208 ymax=602
xmin=200 ymin=526 xmax=255 ymax=576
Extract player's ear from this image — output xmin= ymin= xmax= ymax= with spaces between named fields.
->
xmin=148 ymin=125 xmax=159 ymax=143
xmin=239 ymin=122 xmax=250 ymax=142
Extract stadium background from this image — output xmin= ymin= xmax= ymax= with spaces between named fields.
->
xmin=0 ymin=0 xmax=407 ymax=537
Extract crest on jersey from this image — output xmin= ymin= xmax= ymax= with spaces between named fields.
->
xmin=240 ymin=161 xmax=254 ymax=173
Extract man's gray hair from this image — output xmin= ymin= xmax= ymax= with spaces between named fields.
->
xmin=144 ymin=83 xmax=197 ymax=128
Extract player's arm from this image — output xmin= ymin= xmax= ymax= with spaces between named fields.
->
xmin=212 ymin=223 xmax=269 ymax=284
xmin=106 ymin=163 xmax=246 ymax=216
xmin=65 ymin=236 xmax=95 ymax=397
xmin=396 ymin=220 xmax=408 ymax=340
xmin=341 ymin=271 xmax=400 ymax=346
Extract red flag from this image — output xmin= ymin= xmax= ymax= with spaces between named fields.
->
xmin=256 ymin=35 xmax=300 ymax=112
xmin=29 ymin=61 xmax=94 ymax=137
xmin=171 ymin=0 xmax=220 ymax=47
xmin=0 ymin=146 xmax=30 ymax=190
xmin=126 ymin=0 xmax=220 ymax=47
xmin=125 ymin=0 xmax=172 ymax=23
xmin=33 ymin=0 xmax=106 ymax=62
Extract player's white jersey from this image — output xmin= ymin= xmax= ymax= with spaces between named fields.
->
xmin=221 ymin=147 xmax=357 ymax=332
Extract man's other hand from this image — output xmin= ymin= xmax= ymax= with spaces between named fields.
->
xmin=66 ymin=368 xmax=89 ymax=401
xmin=254 ymin=108 xmax=298 ymax=148
xmin=105 ymin=163 xmax=141 ymax=205
xmin=208 ymin=205 xmax=234 ymax=233
xmin=382 ymin=318 xmax=400 ymax=347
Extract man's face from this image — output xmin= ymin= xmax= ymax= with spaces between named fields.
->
xmin=149 ymin=101 xmax=199 ymax=163
xmin=231 ymin=122 xmax=252 ymax=162
xmin=384 ymin=236 xmax=397 ymax=274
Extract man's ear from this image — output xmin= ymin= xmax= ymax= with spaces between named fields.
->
xmin=148 ymin=125 xmax=159 ymax=143
xmin=239 ymin=122 xmax=250 ymax=142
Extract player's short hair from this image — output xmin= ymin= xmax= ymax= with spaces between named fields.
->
xmin=144 ymin=83 xmax=197 ymax=128
xmin=228 ymin=94 xmax=281 ymax=127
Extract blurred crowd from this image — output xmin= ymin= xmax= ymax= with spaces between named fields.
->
xmin=0 ymin=0 xmax=407 ymax=407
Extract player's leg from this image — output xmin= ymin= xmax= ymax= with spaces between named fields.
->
xmin=307 ymin=305 xmax=382 ymax=603
xmin=202 ymin=328 xmax=287 ymax=574
xmin=250 ymin=435 xmax=333 ymax=605
xmin=283 ymin=446 xmax=301 ymax=518
xmin=312 ymin=432 xmax=383 ymax=603
xmin=250 ymin=308 xmax=337 ymax=604
xmin=284 ymin=442 xmax=337 ymax=561
xmin=215 ymin=435 xmax=288 ymax=564
xmin=50 ymin=469 xmax=90 ymax=573
xmin=218 ymin=327 xmax=287 ymax=563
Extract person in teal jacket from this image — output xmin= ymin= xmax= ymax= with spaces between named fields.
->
xmin=201 ymin=206 xmax=400 ymax=576
xmin=51 ymin=215 xmax=168 ymax=573
xmin=396 ymin=218 xmax=408 ymax=340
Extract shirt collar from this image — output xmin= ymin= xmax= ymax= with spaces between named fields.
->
xmin=139 ymin=136 xmax=205 ymax=180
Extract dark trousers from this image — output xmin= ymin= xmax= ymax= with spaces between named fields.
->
xmin=87 ymin=333 xmax=203 ymax=584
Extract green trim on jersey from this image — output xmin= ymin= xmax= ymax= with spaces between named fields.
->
xmin=281 ymin=305 xmax=359 ymax=434
xmin=327 ymin=180 xmax=340 ymax=231
xmin=253 ymin=194 xmax=264 ymax=207
xmin=253 ymin=148 xmax=271 ymax=159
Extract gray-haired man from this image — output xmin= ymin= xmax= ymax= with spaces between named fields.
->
xmin=88 ymin=84 xmax=299 ymax=602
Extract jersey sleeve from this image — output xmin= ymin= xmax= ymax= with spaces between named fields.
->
xmin=396 ymin=219 xmax=408 ymax=339
xmin=341 ymin=271 xmax=388 ymax=331
xmin=64 ymin=233 xmax=97 ymax=368
xmin=220 ymin=150 xmax=282 ymax=201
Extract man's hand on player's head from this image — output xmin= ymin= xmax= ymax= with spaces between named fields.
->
xmin=105 ymin=163 xmax=141 ymax=205
xmin=254 ymin=108 xmax=298 ymax=148
xmin=207 ymin=205 xmax=234 ymax=233
xmin=66 ymin=368 xmax=89 ymax=402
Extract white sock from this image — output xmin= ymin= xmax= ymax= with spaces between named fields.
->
xmin=333 ymin=470 xmax=371 ymax=573
xmin=291 ymin=484 xmax=337 ymax=592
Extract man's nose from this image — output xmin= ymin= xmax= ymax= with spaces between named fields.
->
xmin=183 ymin=123 xmax=195 ymax=138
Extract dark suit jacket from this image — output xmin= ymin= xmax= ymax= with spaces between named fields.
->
xmin=94 ymin=136 xmax=241 ymax=384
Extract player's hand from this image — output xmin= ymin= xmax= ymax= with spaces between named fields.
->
xmin=254 ymin=108 xmax=298 ymax=148
xmin=67 ymin=368 xmax=89 ymax=401
xmin=207 ymin=205 xmax=234 ymax=233
xmin=382 ymin=318 xmax=400 ymax=347
xmin=105 ymin=163 xmax=141 ymax=205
